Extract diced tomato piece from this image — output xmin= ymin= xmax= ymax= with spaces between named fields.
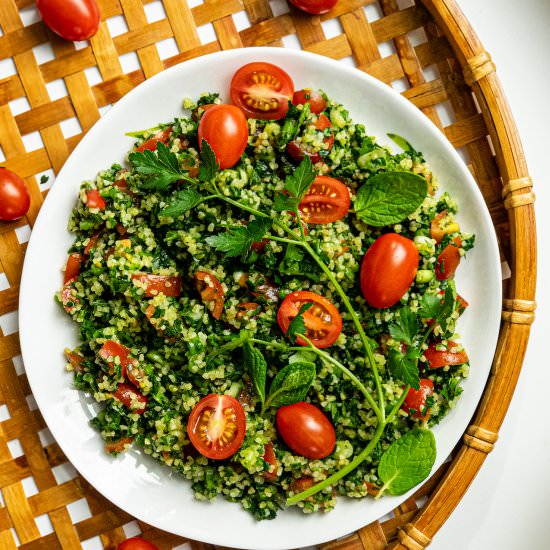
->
xmin=131 ymin=273 xmax=182 ymax=297
xmin=194 ymin=271 xmax=225 ymax=320
xmin=98 ymin=340 xmax=133 ymax=376
xmin=262 ymin=443 xmax=278 ymax=482
xmin=401 ymin=379 xmax=434 ymax=420
xmin=86 ymin=189 xmax=105 ymax=210
xmin=237 ymin=302 xmax=261 ymax=319
xmin=104 ymin=437 xmax=134 ymax=454
xmin=136 ymin=127 xmax=172 ymax=153
xmin=424 ymin=340 xmax=469 ymax=369
xmin=435 ymin=237 xmax=462 ymax=280
xmin=65 ymin=349 xmax=85 ymax=372
xmin=430 ymin=210 xmax=460 ymax=244
xmin=83 ymin=230 xmax=101 ymax=256
xmin=289 ymin=476 xmax=314 ymax=494
xmin=64 ymin=253 xmax=83 ymax=284
xmin=113 ymin=383 xmax=148 ymax=413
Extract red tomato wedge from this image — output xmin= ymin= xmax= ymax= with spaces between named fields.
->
xmin=292 ymin=89 xmax=326 ymax=114
xmin=86 ymin=189 xmax=105 ymax=210
xmin=435 ymin=237 xmax=462 ymax=280
xmin=230 ymin=62 xmax=294 ymax=120
xmin=263 ymin=443 xmax=278 ymax=482
xmin=131 ymin=273 xmax=182 ymax=297
xmin=0 ymin=168 xmax=30 ymax=221
xmin=237 ymin=302 xmax=261 ymax=319
xmin=136 ymin=127 xmax=172 ymax=153
xmin=113 ymin=383 xmax=148 ymax=413
xmin=287 ymin=114 xmax=334 ymax=163
xmin=298 ymin=176 xmax=350 ymax=224
xmin=277 ymin=290 xmax=342 ymax=348
xmin=424 ymin=341 xmax=469 ymax=369
xmin=402 ymin=379 xmax=434 ymax=420
xmin=37 ymin=0 xmax=100 ymax=41
xmin=187 ymin=394 xmax=246 ymax=460
xmin=64 ymin=253 xmax=83 ymax=284
xmin=98 ymin=340 xmax=135 ymax=378
xmin=360 ymin=233 xmax=419 ymax=309
xmin=194 ymin=271 xmax=225 ymax=320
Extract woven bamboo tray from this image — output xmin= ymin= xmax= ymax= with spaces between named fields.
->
xmin=0 ymin=0 xmax=536 ymax=548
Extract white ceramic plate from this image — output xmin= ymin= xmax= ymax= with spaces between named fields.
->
xmin=19 ymin=48 xmax=501 ymax=550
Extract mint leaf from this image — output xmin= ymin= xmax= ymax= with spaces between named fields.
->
xmin=199 ymin=139 xmax=219 ymax=182
xmin=159 ymin=188 xmax=203 ymax=217
xmin=378 ymin=428 xmax=436 ymax=496
xmin=285 ymin=302 xmax=313 ymax=344
xmin=284 ymin=157 xmax=316 ymax=202
xmin=388 ymin=348 xmax=420 ymax=389
xmin=265 ymin=362 xmax=316 ymax=409
xmin=389 ymin=307 xmax=418 ymax=345
xmin=387 ymin=133 xmax=416 ymax=153
xmin=355 ymin=171 xmax=427 ymax=227
xmin=129 ymin=142 xmax=186 ymax=190
xmin=243 ymin=341 xmax=267 ymax=405
xmin=205 ymin=218 xmax=271 ymax=258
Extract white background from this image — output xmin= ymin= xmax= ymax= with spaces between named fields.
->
xmin=432 ymin=1 xmax=550 ymax=549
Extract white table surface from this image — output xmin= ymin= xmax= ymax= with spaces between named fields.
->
xmin=431 ymin=1 xmax=550 ymax=549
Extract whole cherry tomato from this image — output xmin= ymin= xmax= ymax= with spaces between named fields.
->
xmin=435 ymin=237 xmax=462 ymax=280
xmin=198 ymin=105 xmax=248 ymax=169
xmin=276 ymin=402 xmax=336 ymax=459
xmin=402 ymin=379 xmax=434 ymax=420
xmin=0 ymin=168 xmax=30 ymax=221
xmin=187 ymin=394 xmax=246 ymax=460
xmin=37 ymin=0 xmax=100 ymax=41
xmin=424 ymin=340 xmax=469 ymax=369
xmin=288 ymin=0 xmax=338 ymax=15
xmin=298 ymin=176 xmax=350 ymax=224
xmin=117 ymin=537 xmax=159 ymax=550
xmin=292 ymin=89 xmax=327 ymax=114
xmin=230 ymin=62 xmax=294 ymax=120
xmin=360 ymin=233 xmax=419 ymax=309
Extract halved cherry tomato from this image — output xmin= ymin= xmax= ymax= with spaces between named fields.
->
xmin=131 ymin=273 xmax=182 ymax=297
xmin=430 ymin=210 xmax=460 ymax=244
xmin=187 ymin=394 xmax=246 ymax=460
xmin=197 ymin=104 xmax=248 ymax=169
xmin=292 ymin=89 xmax=326 ymax=114
xmin=402 ymin=379 xmax=434 ymax=420
xmin=360 ymin=233 xmax=419 ymax=309
xmin=424 ymin=340 xmax=468 ymax=369
xmin=298 ymin=176 xmax=350 ymax=224
xmin=277 ymin=290 xmax=342 ymax=348
xmin=37 ymin=0 xmax=100 ymax=41
xmin=86 ymin=189 xmax=105 ymax=210
xmin=288 ymin=0 xmax=338 ymax=15
xmin=105 ymin=437 xmax=134 ymax=454
xmin=230 ymin=62 xmax=294 ymax=120
xmin=194 ymin=271 xmax=225 ymax=319
xmin=263 ymin=442 xmax=278 ymax=482
xmin=65 ymin=349 xmax=85 ymax=372
xmin=136 ymin=127 xmax=172 ymax=153
xmin=117 ymin=537 xmax=159 ymax=550
xmin=276 ymin=402 xmax=336 ymax=459
xmin=64 ymin=253 xmax=83 ymax=284
xmin=287 ymin=114 xmax=334 ymax=163
xmin=113 ymin=383 xmax=148 ymax=413
xmin=435 ymin=237 xmax=462 ymax=280
xmin=0 ymin=168 xmax=30 ymax=221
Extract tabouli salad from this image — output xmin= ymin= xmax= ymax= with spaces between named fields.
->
xmin=58 ymin=62 xmax=474 ymax=519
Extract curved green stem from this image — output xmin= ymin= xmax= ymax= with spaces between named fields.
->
xmin=387 ymin=384 xmax=410 ymax=423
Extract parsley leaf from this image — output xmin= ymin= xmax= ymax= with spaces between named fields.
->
xmin=198 ymin=139 xmax=219 ymax=182
xmin=418 ymin=293 xmax=440 ymax=320
xmin=418 ymin=281 xmax=457 ymax=332
xmin=285 ymin=302 xmax=313 ymax=344
xmin=129 ymin=142 xmax=187 ymax=190
xmin=274 ymin=157 xmax=316 ymax=212
xmin=389 ymin=307 xmax=418 ymax=345
xmin=205 ymin=218 xmax=272 ymax=258
xmin=388 ymin=347 xmax=420 ymax=390
xmin=159 ymin=188 xmax=203 ymax=217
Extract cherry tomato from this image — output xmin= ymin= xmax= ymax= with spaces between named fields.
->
xmin=292 ymin=89 xmax=327 ymax=114
xmin=194 ymin=271 xmax=225 ymax=320
xmin=0 ymin=168 xmax=30 ymax=221
xmin=263 ymin=442 xmax=278 ymax=482
xmin=117 ymin=537 xmax=159 ymax=550
xmin=230 ymin=62 xmax=294 ymax=120
xmin=435 ymin=237 xmax=462 ymax=280
xmin=424 ymin=341 xmax=469 ymax=369
xmin=360 ymin=233 xmax=419 ymax=309
xmin=298 ymin=176 xmax=350 ymax=224
xmin=105 ymin=436 xmax=134 ymax=454
xmin=402 ymin=379 xmax=434 ymax=420
xmin=278 ymin=290 xmax=342 ymax=348
xmin=131 ymin=273 xmax=182 ymax=297
xmin=430 ymin=210 xmax=460 ymax=244
xmin=86 ymin=189 xmax=105 ymax=210
xmin=187 ymin=394 xmax=246 ymax=460
xmin=287 ymin=114 xmax=334 ymax=163
xmin=197 ymin=104 xmax=248 ymax=169
xmin=113 ymin=383 xmax=148 ymax=413
xmin=64 ymin=253 xmax=83 ymax=284
xmin=136 ymin=127 xmax=172 ymax=153
xmin=288 ymin=0 xmax=338 ymax=14
xmin=37 ymin=0 xmax=100 ymax=41
xmin=276 ymin=402 xmax=336 ymax=459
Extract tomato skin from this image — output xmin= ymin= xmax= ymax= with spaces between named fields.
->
xmin=425 ymin=341 xmax=469 ymax=369
xmin=287 ymin=114 xmax=333 ymax=163
xmin=435 ymin=237 xmax=462 ymax=280
xmin=131 ymin=273 xmax=182 ymax=297
xmin=198 ymin=105 xmax=248 ymax=169
xmin=37 ymin=0 xmax=100 ymax=41
xmin=86 ymin=189 xmax=105 ymax=210
xmin=360 ymin=233 xmax=419 ymax=309
xmin=278 ymin=290 xmax=342 ymax=348
xmin=187 ymin=394 xmax=246 ymax=460
xmin=262 ymin=443 xmax=278 ymax=482
xmin=289 ymin=0 xmax=338 ymax=14
xmin=292 ymin=89 xmax=326 ymax=114
xmin=117 ymin=537 xmax=159 ymax=550
xmin=230 ymin=62 xmax=294 ymax=120
xmin=276 ymin=402 xmax=336 ymax=459
xmin=430 ymin=210 xmax=460 ymax=244
xmin=64 ymin=253 xmax=83 ymax=284
xmin=298 ymin=176 xmax=350 ymax=224
xmin=0 ymin=168 xmax=30 ymax=221
xmin=136 ymin=127 xmax=172 ymax=153
xmin=113 ymin=383 xmax=148 ymax=413
xmin=194 ymin=271 xmax=225 ymax=319
xmin=402 ymin=379 xmax=434 ymax=420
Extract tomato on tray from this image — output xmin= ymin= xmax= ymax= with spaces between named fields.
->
xmin=292 ymin=89 xmax=326 ymax=114
xmin=287 ymin=113 xmax=334 ymax=163
xmin=194 ymin=271 xmax=225 ymax=319
xmin=0 ymin=168 xmax=30 ymax=221
xmin=131 ymin=273 xmax=182 ymax=297
xmin=278 ymin=290 xmax=342 ymax=348
xmin=187 ymin=394 xmax=246 ymax=460
xmin=298 ymin=176 xmax=350 ymax=224
xmin=135 ymin=127 xmax=172 ymax=153
xmin=117 ymin=537 xmax=159 ymax=550
xmin=198 ymin=104 xmax=248 ymax=169
xmin=288 ymin=0 xmax=339 ymax=15
xmin=360 ymin=233 xmax=419 ymax=309
xmin=230 ymin=62 xmax=294 ymax=120
xmin=402 ymin=379 xmax=434 ymax=420
xmin=435 ymin=237 xmax=462 ymax=280
xmin=276 ymin=402 xmax=336 ymax=459
xmin=424 ymin=340 xmax=469 ymax=369
xmin=37 ymin=0 xmax=100 ymax=41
